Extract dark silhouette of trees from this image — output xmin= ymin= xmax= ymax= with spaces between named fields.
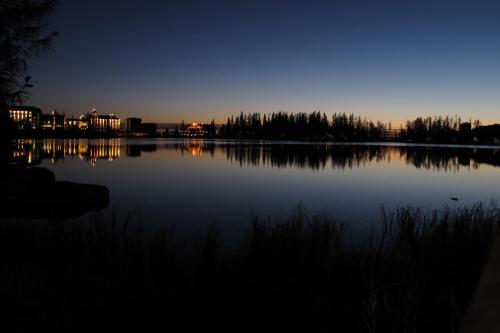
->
xmin=219 ymin=111 xmax=499 ymax=144
xmin=0 ymin=0 xmax=57 ymax=164
xmin=206 ymin=118 xmax=217 ymax=137
xmin=399 ymin=116 xmax=464 ymax=143
xmin=220 ymin=111 xmax=390 ymax=141
xmin=399 ymin=116 xmax=500 ymax=144
xmin=329 ymin=113 xmax=387 ymax=141
xmin=1 ymin=0 xmax=57 ymax=108
xmin=472 ymin=124 xmax=500 ymax=144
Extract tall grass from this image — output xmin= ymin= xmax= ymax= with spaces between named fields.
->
xmin=0 ymin=203 xmax=498 ymax=332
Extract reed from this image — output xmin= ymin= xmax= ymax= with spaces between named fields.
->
xmin=0 ymin=203 xmax=498 ymax=332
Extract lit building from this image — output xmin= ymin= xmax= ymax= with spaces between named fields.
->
xmin=65 ymin=115 xmax=89 ymax=130
xmin=8 ymin=106 xmax=42 ymax=130
xmin=180 ymin=122 xmax=208 ymax=137
xmin=87 ymin=107 xmax=121 ymax=132
xmin=40 ymin=110 xmax=65 ymax=131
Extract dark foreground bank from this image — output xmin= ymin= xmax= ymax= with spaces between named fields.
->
xmin=1 ymin=167 xmax=109 ymax=219
xmin=0 ymin=204 xmax=498 ymax=332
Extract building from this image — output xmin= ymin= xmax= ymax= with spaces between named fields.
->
xmin=40 ymin=110 xmax=65 ymax=131
xmin=141 ymin=123 xmax=158 ymax=136
xmin=65 ymin=115 xmax=89 ymax=130
xmin=125 ymin=118 xmax=158 ymax=136
xmin=8 ymin=106 xmax=42 ymax=130
xmin=9 ymin=106 xmax=66 ymax=131
xmin=87 ymin=108 xmax=121 ymax=132
xmin=126 ymin=117 xmax=142 ymax=132
xmin=180 ymin=122 xmax=208 ymax=137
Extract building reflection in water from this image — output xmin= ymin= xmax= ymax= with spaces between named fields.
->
xmin=12 ymin=139 xmax=122 ymax=166
xmin=10 ymin=139 xmax=500 ymax=171
xmin=188 ymin=140 xmax=204 ymax=156
xmin=11 ymin=139 xmax=39 ymax=166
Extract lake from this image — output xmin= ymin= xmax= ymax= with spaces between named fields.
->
xmin=11 ymin=138 xmax=500 ymax=233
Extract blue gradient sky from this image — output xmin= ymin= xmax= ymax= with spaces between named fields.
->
xmin=29 ymin=0 xmax=500 ymax=125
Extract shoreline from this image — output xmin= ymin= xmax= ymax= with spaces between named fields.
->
xmin=10 ymin=136 xmax=500 ymax=149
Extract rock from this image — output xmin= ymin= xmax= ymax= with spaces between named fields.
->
xmin=26 ymin=167 xmax=56 ymax=182
xmin=1 ymin=166 xmax=109 ymax=219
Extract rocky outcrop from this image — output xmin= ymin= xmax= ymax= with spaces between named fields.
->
xmin=1 ymin=167 xmax=109 ymax=219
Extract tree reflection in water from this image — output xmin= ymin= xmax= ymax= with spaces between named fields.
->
xmin=10 ymin=139 xmax=500 ymax=171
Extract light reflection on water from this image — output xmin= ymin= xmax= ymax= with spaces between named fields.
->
xmin=11 ymin=138 xmax=500 ymax=232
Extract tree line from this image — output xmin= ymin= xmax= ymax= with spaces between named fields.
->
xmin=400 ymin=116 xmax=500 ymax=144
xmin=218 ymin=111 xmax=500 ymax=144
xmin=220 ymin=111 xmax=390 ymax=141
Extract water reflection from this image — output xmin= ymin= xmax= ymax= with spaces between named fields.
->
xmin=11 ymin=139 xmax=500 ymax=171
xmin=12 ymin=139 xmax=121 ymax=166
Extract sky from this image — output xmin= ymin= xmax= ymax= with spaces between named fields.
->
xmin=29 ymin=0 xmax=500 ymax=125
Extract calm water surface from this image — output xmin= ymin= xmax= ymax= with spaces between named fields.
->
xmin=12 ymin=139 xmax=500 ymax=232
